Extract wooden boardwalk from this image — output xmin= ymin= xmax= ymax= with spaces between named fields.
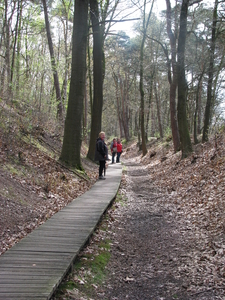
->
xmin=0 ymin=163 xmax=122 ymax=300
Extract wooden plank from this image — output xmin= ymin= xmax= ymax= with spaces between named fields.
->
xmin=0 ymin=268 xmax=67 ymax=275
xmin=6 ymin=235 xmax=89 ymax=252
xmin=0 ymin=294 xmax=48 ymax=300
xmin=0 ymin=277 xmax=57 ymax=282
xmin=0 ymin=284 xmax=53 ymax=293
xmin=0 ymin=260 xmax=70 ymax=269
xmin=0 ymin=164 xmax=122 ymax=300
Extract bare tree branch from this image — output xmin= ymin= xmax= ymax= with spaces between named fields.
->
xmin=189 ymin=0 xmax=203 ymax=6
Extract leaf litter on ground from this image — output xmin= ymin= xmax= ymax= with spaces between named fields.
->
xmin=53 ymin=131 xmax=225 ymax=299
xmin=0 ymin=131 xmax=98 ymax=255
xmin=1 ymin=127 xmax=225 ymax=299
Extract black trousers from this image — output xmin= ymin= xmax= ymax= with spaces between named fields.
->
xmin=99 ymin=160 xmax=105 ymax=176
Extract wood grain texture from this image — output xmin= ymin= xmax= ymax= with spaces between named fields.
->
xmin=0 ymin=164 xmax=122 ymax=300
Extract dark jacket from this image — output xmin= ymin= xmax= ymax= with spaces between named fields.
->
xmin=95 ymin=137 xmax=107 ymax=161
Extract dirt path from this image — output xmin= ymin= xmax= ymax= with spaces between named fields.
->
xmin=53 ymin=148 xmax=225 ymax=300
xmin=97 ymin=159 xmax=224 ymax=300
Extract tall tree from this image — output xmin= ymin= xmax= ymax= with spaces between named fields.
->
xmin=202 ymin=0 xmax=218 ymax=142
xmin=56 ymin=0 xmax=73 ymax=107
xmin=15 ymin=0 xmax=23 ymax=97
xmin=87 ymin=0 xmax=104 ymax=161
xmin=177 ymin=0 xmax=192 ymax=158
xmin=194 ymin=68 xmax=205 ymax=144
xmin=154 ymin=78 xmax=163 ymax=138
xmin=1 ymin=0 xmax=16 ymax=100
xmin=145 ymin=67 xmax=154 ymax=141
xmin=87 ymin=0 xmax=121 ymax=160
xmin=60 ymin=0 xmax=88 ymax=169
xmin=118 ymin=72 xmax=130 ymax=140
xmin=42 ymin=0 xmax=63 ymax=120
xmin=165 ymin=0 xmax=180 ymax=152
xmin=11 ymin=0 xmax=22 ymax=89
xmin=140 ymin=0 xmax=154 ymax=156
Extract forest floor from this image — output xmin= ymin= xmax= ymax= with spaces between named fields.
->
xmin=1 ymin=126 xmax=225 ymax=300
xmin=0 ymin=127 xmax=98 ymax=256
xmin=52 ymin=130 xmax=225 ymax=300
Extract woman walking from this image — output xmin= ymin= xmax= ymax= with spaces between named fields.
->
xmin=94 ymin=132 xmax=108 ymax=180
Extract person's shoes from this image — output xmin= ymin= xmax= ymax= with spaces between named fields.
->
xmin=99 ymin=175 xmax=106 ymax=180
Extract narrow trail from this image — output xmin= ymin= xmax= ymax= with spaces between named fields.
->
xmin=53 ymin=147 xmax=225 ymax=300
xmin=99 ymin=158 xmax=223 ymax=300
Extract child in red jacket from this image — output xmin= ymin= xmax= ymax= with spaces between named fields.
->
xmin=116 ymin=138 xmax=122 ymax=163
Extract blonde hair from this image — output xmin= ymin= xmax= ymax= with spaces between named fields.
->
xmin=99 ymin=131 xmax=105 ymax=137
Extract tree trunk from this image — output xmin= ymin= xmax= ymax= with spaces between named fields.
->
xmin=140 ymin=37 xmax=147 ymax=155
xmin=87 ymin=27 xmax=93 ymax=116
xmin=134 ymin=111 xmax=138 ymax=136
xmin=145 ymin=72 xmax=154 ymax=142
xmin=11 ymin=0 xmax=21 ymax=88
xmin=202 ymin=0 xmax=218 ymax=142
xmin=197 ymin=60 xmax=204 ymax=134
xmin=25 ymin=25 xmax=29 ymax=79
xmin=62 ymin=23 xmax=68 ymax=107
xmin=61 ymin=0 xmax=72 ymax=108
xmin=83 ymin=81 xmax=88 ymax=143
xmin=151 ymin=100 xmax=155 ymax=136
xmin=113 ymin=72 xmax=123 ymax=139
xmin=4 ymin=0 xmax=11 ymax=100
xmin=119 ymin=74 xmax=130 ymax=141
xmin=60 ymin=0 xmax=88 ymax=169
xmin=16 ymin=0 xmax=23 ymax=97
xmin=0 ymin=0 xmax=16 ymax=99
xmin=87 ymin=0 xmax=103 ymax=161
xmin=139 ymin=0 xmax=154 ymax=156
xmin=166 ymin=0 xmax=180 ymax=152
xmin=194 ymin=68 xmax=205 ymax=144
xmin=154 ymin=80 xmax=163 ymax=138
xmin=170 ymin=79 xmax=180 ymax=151
xmin=42 ymin=0 xmax=63 ymax=120
xmin=177 ymin=0 xmax=192 ymax=158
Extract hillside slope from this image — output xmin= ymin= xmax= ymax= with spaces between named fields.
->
xmin=0 ymin=126 xmax=98 ymax=255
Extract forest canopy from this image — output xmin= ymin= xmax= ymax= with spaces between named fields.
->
xmin=0 ymin=0 xmax=224 ymax=167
